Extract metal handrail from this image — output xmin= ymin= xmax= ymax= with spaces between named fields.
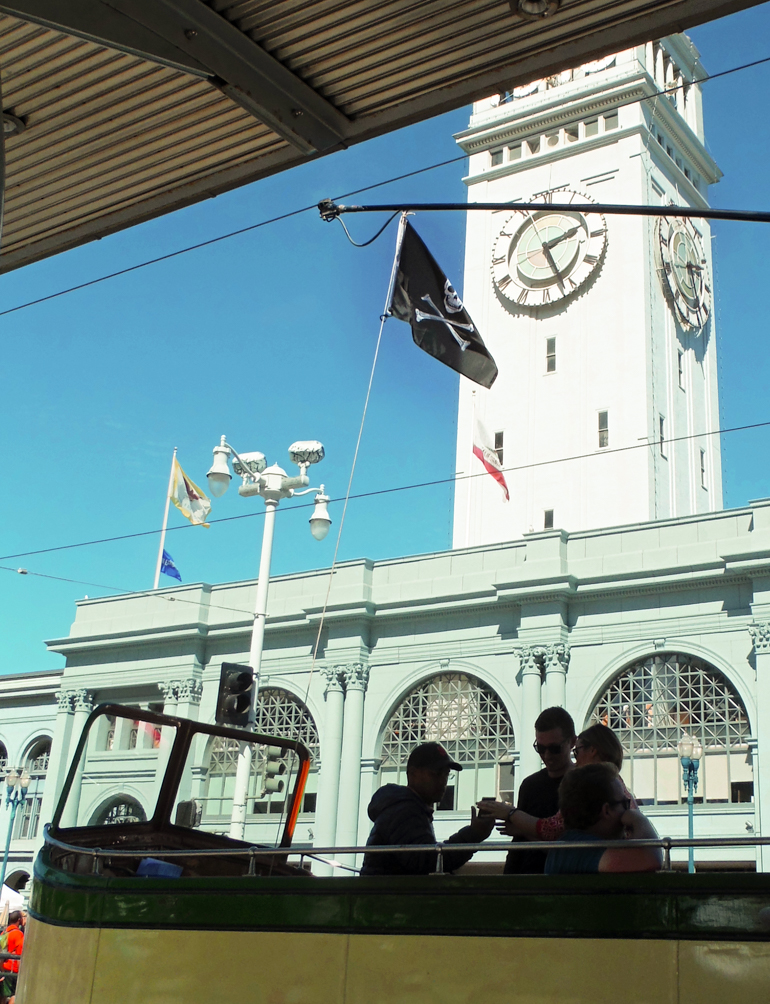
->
xmin=43 ymin=825 xmax=770 ymax=875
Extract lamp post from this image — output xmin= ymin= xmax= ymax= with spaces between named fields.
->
xmin=678 ymin=733 xmax=703 ymax=874
xmin=1 ymin=769 xmax=30 ymax=890
xmin=206 ymin=436 xmax=331 ymax=840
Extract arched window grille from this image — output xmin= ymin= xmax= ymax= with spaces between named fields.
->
xmin=93 ymin=797 xmax=147 ymax=826
xmin=0 ymin=743 xmax=7 ymax=774
xmin=380 ymin=673 xmax=515 ymax=809
xmin=14 ymin=738 xmax=51 ymax=839
xmin=203 ymin=688 xmax=319 ymax=819
xmin=589 ymin=653 xmax=752 ymax=805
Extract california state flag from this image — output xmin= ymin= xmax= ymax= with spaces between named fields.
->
xmin=170 ymin=459 xmax=211 ymax=526
xmin=473 ymin=419 xmax=509 ymax=501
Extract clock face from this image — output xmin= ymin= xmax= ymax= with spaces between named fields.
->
xmin=491 ymin=191 xmax=608 ymax=308
xmin=657 ymin=217 xmax=710 ymax=330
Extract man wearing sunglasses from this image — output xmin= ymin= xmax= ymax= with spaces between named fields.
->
xmin=502 ymin=706 xmax=576 ymax=874
xmin=545 ymin=763 xmax=661 ymax=874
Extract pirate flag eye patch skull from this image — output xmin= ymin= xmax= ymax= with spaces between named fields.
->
xmin=389 ymin=221 xmax=498 ymax=389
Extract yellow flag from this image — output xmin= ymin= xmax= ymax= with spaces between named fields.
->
xmin=170 ymin=459 xmax=211 ymax=527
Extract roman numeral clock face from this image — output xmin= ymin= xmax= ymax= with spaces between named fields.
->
xmin=491 ymin=190 xmax=608 ymax=308
xmin=656 ymin=217 xmax=710 ymax=331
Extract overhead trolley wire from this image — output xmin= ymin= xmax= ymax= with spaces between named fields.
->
xmin=0 ymin=53 xmax=769 ymax=320
xmin=3 ymin=417 xmax=770 ymax=565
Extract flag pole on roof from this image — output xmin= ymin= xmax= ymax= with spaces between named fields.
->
xmin=153 ymin=447 xmax=178 ymax=589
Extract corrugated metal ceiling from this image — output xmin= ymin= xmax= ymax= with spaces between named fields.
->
xmin=0 ymin=0 xmax=761 ymax=271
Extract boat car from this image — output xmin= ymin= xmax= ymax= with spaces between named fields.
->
xmin=18 ymin=703 xmax=770 ymax=1003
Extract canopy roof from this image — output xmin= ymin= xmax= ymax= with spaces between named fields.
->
xmin=0 ymin=0 xmax=759 ymax=271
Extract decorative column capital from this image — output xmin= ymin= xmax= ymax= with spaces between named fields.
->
xmin=159 ymin=681 xmax=179 ymax=702
xmin=342 ymin=663 xmax=369 ymax=692
xmin=749 ymin=622 xmax=770 ymax=654
xmin=176 ymin=678 xmax=203 ymax=704
xmin=518 ymin=645 xmax=545 ymax=676
xmin=544 ymin=643 xmax=570 ymax=673
xmin=73 ymin=688 xmax=93 ymax=714
xmin=56 ymin=689 xmax=76 ymax=712
xmin=322 ymin=665 xmax=345 ymax=696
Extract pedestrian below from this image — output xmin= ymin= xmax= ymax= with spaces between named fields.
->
xmin=545 ymin=762 xmax=661 ymax=873
xmin=1 ymin=910 xmax=23 ymax=1003
xmin=478 ymin=723 xmax=636 ymax=843
xmin=361 ymin=742 xmax=496 ymax=876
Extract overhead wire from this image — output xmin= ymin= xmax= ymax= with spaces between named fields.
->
xmin=0 ymin=52 xmax=768 ymax=320
xmin=3 ymin=416 xmax=770 ymax=565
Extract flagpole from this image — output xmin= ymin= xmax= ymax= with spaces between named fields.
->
xmin=153 ymin=447 xmax=177 ymax=589
xmin=466 ymin=390 xmax=476 ymax=547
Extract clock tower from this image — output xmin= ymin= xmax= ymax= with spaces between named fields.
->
xmin=453 ymin=37 xmax=723 ymax=548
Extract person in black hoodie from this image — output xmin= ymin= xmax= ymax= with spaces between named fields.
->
xmin=360 ymin=742 xmax=496 ymax=875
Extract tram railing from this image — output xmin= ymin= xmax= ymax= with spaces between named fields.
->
xmin=43 ymin=825 xmax=770 ymax=875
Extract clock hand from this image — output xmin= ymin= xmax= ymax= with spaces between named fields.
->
xmin=526 ymin=212 xmax=567 ymax=295
xmin=544 ymin=226 xmax=579 ymax=250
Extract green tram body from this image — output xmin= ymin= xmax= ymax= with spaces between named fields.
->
xmin=17 ymin=705 xmax=770 ymax=1003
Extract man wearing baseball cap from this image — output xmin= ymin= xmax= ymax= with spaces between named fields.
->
xmin=360 ymin=741 xmax=496 ymax=875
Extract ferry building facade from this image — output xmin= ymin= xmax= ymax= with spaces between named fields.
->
xmin=2 ymin=36 xmax=769 ymax=889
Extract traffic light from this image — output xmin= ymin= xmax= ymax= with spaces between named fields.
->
xmin=262 ymin=745 xmax=286 ymax=796
xmin=215 ymin=662 xmax=255 ymax=727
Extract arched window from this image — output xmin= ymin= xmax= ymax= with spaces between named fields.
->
xmin=14 ymin=738 xmax=51 ymax=839
xmin=380 ymin=673 xmax=515 ymax=810
xmin=589 ymin=653 xmax=752 ymax=805
xmin=203 ymin=688 xmax=320 ymax=820
xmin=92 ymin=796 xmax=147 ymax=826
xmin=0 ymin=743 xmax=7 ymax=775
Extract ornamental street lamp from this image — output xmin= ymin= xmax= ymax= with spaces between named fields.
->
xmin=678 ymin=733 xmax=703 ymax=874
xmin=207 ymin=436 xmax=331 ymax=840
xmin=1 ymin=769 xmax=30 ymax=889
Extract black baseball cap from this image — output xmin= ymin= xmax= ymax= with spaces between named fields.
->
xmin=407 ymin=742 xmax=462 ymax=772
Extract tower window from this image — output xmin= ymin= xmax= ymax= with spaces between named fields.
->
xmin=659 ymin=415 xmax=666 ymax=457
xmin=546 ymin=132 xmax=559 ymax=147
xmin=543 ymin=509 xmax=554 ymax=530
xmin=700 ymin=449 xmax=707 ymax=488
xmin=678 ymin=351 xmax=685 ymax=389
xmin=490 ymin=148 xmax=504 ymax=167
xmin=527 ymin=137 xmax=541 ymax=155
xmin=564 ymin=125 xmax=579 ymax=143
xmin=598 ymin=411 xmax=609 ymax=449
xmin=494 ymin=431 xmax=504 ymax=465
xmin=546 ymin=337 xmax=556 ymax=373
xmin=509 ymin=143 xmax=522 ymax=160
xmin=604 ymin=111 xmax=619 ymax=131
xmin=585 ymin=118 xmax=599 ymax=137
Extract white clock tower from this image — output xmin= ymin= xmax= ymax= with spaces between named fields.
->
xmin=453 ymin=37 xmax=723 ymax=549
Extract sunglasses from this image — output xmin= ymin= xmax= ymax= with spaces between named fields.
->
xmin=533 ymin=740 xmax=568 ymax=756
xmin=608 ymin=797 xmax=631 ymax=811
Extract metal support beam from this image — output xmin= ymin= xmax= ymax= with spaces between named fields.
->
xmin=0 ymin=0 xmax=350 ymax=154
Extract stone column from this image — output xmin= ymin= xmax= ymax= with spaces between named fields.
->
xmin=38 ymin=689 xmax=76 ymax=832
xmin=544 ymin=644 xmax=570 ymax=710
xmin=59 ymin=689 xmax=93 ymax=827
xmin=336 ymin=664 xmax=370 ymax=856
xmin=314 ymin=667 xmax=346 ymax=856
xmin=518 ymin=646 xmax=544 ymax=786
xmin=174 ymin=679 xmax=202 ymax=803
xmin=156 ymin=682 xmax=179 ymax=789
xmin=749 ymin=623 xmax=770 ymax=871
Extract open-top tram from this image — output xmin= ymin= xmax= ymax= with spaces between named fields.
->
xmin=16 ymin=704 xmax=770 ymax=1003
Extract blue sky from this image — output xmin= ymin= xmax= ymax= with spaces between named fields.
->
xmin=2 ymin=5 xmax=770 ymax=674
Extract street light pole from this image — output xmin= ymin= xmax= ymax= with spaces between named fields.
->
xmin=678 ymin=733 xmax=703 ymax=874
xmin=206 ymin=437 xmax=331 ymax=841
xmin=1 ymin=770 xmax=29 ymax=890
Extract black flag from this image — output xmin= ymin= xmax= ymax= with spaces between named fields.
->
xmin=390 ymin=221 xmax=497 ymax=389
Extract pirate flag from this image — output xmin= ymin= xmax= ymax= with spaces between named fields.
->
xmin=389 ymin=222 xmax=497 ymax=389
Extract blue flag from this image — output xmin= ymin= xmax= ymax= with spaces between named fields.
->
xmin=160 ymin=549 xmax=182 ymax=582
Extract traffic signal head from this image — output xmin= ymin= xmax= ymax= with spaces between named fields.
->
xmin=215 ymin=662 xmax=255 ymax=727
xmin=263 ymin=745 xmax=287 ymax=795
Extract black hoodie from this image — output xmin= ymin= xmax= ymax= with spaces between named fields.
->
xmin=360 ymin=783 xmax=478 ymax=876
